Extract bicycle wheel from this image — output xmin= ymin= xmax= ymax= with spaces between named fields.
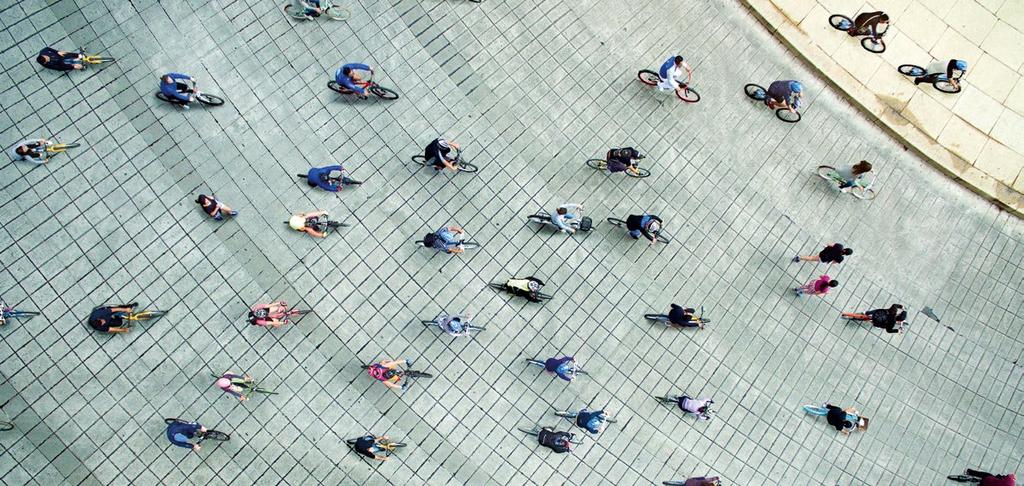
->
xmin=289 ymin=309 xmax=312 ymax=317
xmin=456 ymin=161 xmax=478 ymax=173
xmin=628 ymin=167 xmax=651 ymax=178
xmin=360 ymin=365 xmax=371 ymax=370
xmin=575 ymin=370 xmax=588 ymax=376
xmin=861 ymin=36 xmax=885 ymax=53
xmin=850 ymin=185 xmax=877 ymax=200
xmin=283 ymin=4 xmax=310 ymax=19
xmin=654 ymin=396 xmax=676 ymax=403
xmin=196 ymin=93 xmax=225 ymax=106
xmin=466 ymin=324 xmax=486 ymax=331
xmin=946 ymin=475 xmax=980 ymax=483
xmin=676 ymin=85 xmax=700 ymax=103
xmin=324 ymin=5 xmax=351 ymax=20
xmin=164 ymin=418 xmax=188 ymax=425
xmin=405 ymin=370 xmax=432 ymax=379
xmin=605 ymin=217 xmax=625 ymax=227
xmin=55 ymin=142 xmax=81 ymax=149
xmin=699 ymin=318 xmax=711 ymax=324
xmin=411 ymin=155 xmax=430 ymax=167
xmin=775 ymin=108 xmax=801 ymax=123
xmin=155 ymin=92 xmax=181 ymax=104
xmin=325 ymin=221 xmax=346 ymax=229
xmin=369 ymin=85 xmax=399 ymax=100
xmin=421 ymin=320 xmax=436 ymax=326
xmin=386 ymin=442 xmax=407 ymax=448
xmin=527 ymin=213 xmax=550 ymax=224
xmin=644 ymin=314 xmax=670 ymax=322
xmin=517 ymin=427 xmax=539 ymax=436
xmin=201 ymin=430 xmax=231 ymax=442
xmin=898 ymin=64 xmax=926 ymax=77
xmin=342 ymin=179 xmax=362 ymax=186
xmin=655 ymin=232 xmax=671 ymax=243
xmin=327 ymin=81 xmax=349 ymax=94
xmin=11 ymin=311 xmax=40 ymax=318
xmin=345 ymin=438 xmax=358 ymax=445
xmin=536 ymin=292 xmax=553 ymax=301
xmin=637 ymin=69 xmax=660 ymax=86
xmin=828 ymin=14 xmax=852 ymax=30
xmin=586 ymin=159 xmax=608 ymax=171
xmin=816 ymin=165 xmax=839 ymax=181
xmin=554 ymin=411 xmax=577 ymax=418
xmin=0 ymin=421 xmax=13 ymax=431
xmin=934 ymin=80 xmax=962 ymax=93
xmin=460 ymin=242 xmax=480 ymax=250
xmin=744 ymin=83 xmax=766 ymax=100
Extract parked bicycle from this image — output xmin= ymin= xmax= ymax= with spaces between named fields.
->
xmin=606 ymin=216 xmax=670 ymax=243
xmin=644 ymin=306 xmax=709 ymax=329
xmin=828 ymin=14 xmax=887 ymax=53
xmin=155 ymin=78 xmax=225 ymax=106
xmin=346 ymin=435 xmax=406 ymax=460
xmin=328 ymin=72 xmax=398 ymax=100
xmin=164 ymin=418 xmax=230 ymax=443
xmin=283 ymin=0 xmax=350 ymax=20
xmin=744 ymin=84 xmax=801 ymax=122
xmin=585 ymin=157 xmax=651 ymax=178
xmin=1 ymin=299 xmax=40 ymax=325
xmin=637 ymin=70 xmax=701 ymax=103
xmin=898 ymin=64 xmax=962 ymax=93
xmin=410 ymin=147 xmax=478 ymax=173
xmin=817 ymin=165 xmax=876 ymax=199
xmin=526 ymin=210 xmax=595 ymax=233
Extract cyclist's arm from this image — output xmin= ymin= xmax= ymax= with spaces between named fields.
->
xmin=382 ymin=380 xmax=402 ymax=390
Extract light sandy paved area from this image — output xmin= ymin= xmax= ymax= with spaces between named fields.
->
xmin=0 ymin=0 xmax=1021 ymax=484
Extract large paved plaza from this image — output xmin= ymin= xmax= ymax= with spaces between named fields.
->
xmin=1 ymin=0 xmax=1022 ymax=484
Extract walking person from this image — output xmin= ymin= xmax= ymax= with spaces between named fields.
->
xmin=795 ymin=275 xmax=838 ymax=296
xmin=793 ymin=243 xmax=852 ymax=264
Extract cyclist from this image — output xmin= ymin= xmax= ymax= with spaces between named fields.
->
xmin=247 ymin=301 xmax=289 ymax=328
xmin=10 ymin=138 xmax=52 ymax=164
xmin=668 ymin=304 xmax=703 ymax=329
xmin=916 ymin=59 xmax=967 ymax=89
xmin=166 ymin=419 xmax=207 ymax=451
xmin=847 ymin=11 xmax=888 ymax=38
xmin=550 ymin=203 xmax=584 ymax=234
xmin=288 ymin=210 xmax=330 ymax=238
xmin=334 ymin=62 xmax=372 ymax=98
xmin=503 ymin=276 xmax=545 ymax=302
xmin=835 ymin=160 xmax=873 ymax=191
xmin=215 ymin=372 xmax=254 ymax=402
xmin=352 ymin=434 xmax=391 ymax=461
xmin=675 ymin=395 xmax=713 ymax=420
xmin=36 ymin=47 xmax=84 ymax=71
xmin=196 ymin=194 xmax=237 ymax=221
xmin=824 ymin=403 xmax=868 ymax=434
xmin=305 ymin=165 xmax=355 ymax=192
xmin=543 ymin=356 xmax=579 ymax=382
xmin=87 ymin=303 xmax=137 ymax=333
xmin=605 ymin=147 xmax=644 ymax=176
xmin=657 ymin=55 xmax=693 ymax=97
xmin=625 ymin=213 xmax=663 ymax=245
xmin=367 ymin=358 xmax=408 ymax=390
xmin=537 ymin=427 xmax=574 ymax=454
xmin=421 ymin=225 xmax=466 ymax=253
xmin=159 ymin=72 xmax=196 ymax=105
xmin=574 ymin=408 xmax=610 ymax=434
xmin=957 ymin=469 xmax=1016 ymax=486
xmin=290 ymin=0 xmax=323 ymax=17
xmin=766 ymin=80 xmax=802 ymax=113
xmin=433 ymin=313 xmax=474 ymax=337
xmin=679 ymin=476 xmax=721 ymax=486
xmin=423 ymin=137 xmax=461 ymax=171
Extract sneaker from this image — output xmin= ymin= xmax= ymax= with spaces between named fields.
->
xmin=229 ymin=210 xmax=238 ymax=216
xmin=791 ymin=256 xmax=800 ymax=262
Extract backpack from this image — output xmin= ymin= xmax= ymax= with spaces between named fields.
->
xmin=578 ymin=216 xmax=592 ymax=232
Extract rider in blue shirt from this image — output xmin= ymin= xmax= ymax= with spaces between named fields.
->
xmin=766 ymin=80 xmax=802 ymax=112
xmin=575 ymin=408 xmax=608 ymax=434
xmin=657 ymin=55 xmax=693 ymax=95
xmin=305 ymin=165 xmax=354 ymax=192
xmin=422 ymin=226 xmax=465 ymax=253
xmin=544 ymin=356 xmax=577 ymax=382
xmin=335 ymin=63 xmax=372 ymax=97
xmin=166 ymin=420 xmax=205 ymax=451
xmin=160 ymin=73 xmax=195 ymax=103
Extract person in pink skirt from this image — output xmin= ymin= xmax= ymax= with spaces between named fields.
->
xmin=795 ymin=275 xmax=838 ymax=296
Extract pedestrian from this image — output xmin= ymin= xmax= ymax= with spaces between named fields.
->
xmin=793 ymin=243 xmax=852 ymax=264
xmin=795 ymin=275 xmax=838 ymax=296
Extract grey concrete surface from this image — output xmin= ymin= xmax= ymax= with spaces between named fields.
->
xmin=0 ymin=0 xmax=1022 ymax=484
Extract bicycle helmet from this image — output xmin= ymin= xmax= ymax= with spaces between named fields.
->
xmin=447 ymin=317 xmax=464 ymax=333
xmin=954 ymin=59 xmax=967 ymax=71
xmin=251 ymin=308 xmax=269 ymax=319
xmin=288 ymin=214 xmax=306 ymax=231
xmin=215 ymin=378 xmax=231 ymax=390
xmin=647 ymin=220 xmax=661 ymax=233
xmin=437 ymin=138 xmax=450 ymax=149
xmin=527 ymin=280 xmax=540 ymax=292
xmin=585 ymin=416 xmax=603 ymax=433
xmin=789 ymin=81 xmax=803 ymax=93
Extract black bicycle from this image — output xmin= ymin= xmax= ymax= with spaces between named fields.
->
xmin=415 ymin=239 xmax=480 ymax=250
xmin=0 ymin=420 xmax=12 ymax=432
xmin=294 ymin=173 xmax=362 ymax=188
xmin=360 ymin=364 xmax=433 ymax=385
xmin=410 ymin=147 xmax=478 ymax=173
xmin=553 ymin=410 xmax=617 ymax=425
xmin=327 ymin=74 xmax=399 ymax=100
xmin=285 ymin=215 xmax=349 ymax=234
xmin=163 ymin=418 xmax=230 ymax=443
xmin=346 ymin=435 xmax=406 ymax=457
xmin=744 ymin=83 xmax=800 ymax=122
xmin=487 ymin=280 xmax=553 ymax=301
xmin=525 ymin=358 xmax=587 ymax=377
xmin=828 ymin=14 xmax=886 ymax=53
xmin=155 ymin=79 xmax=225 ymax=106
xmin=897 ymin=64 xmax=961 ymax=93
xmin=644 ymin=306 xmax=709 ymax=328
xmin=585 ymin=158 xmax=651 ymax=178
xmin=421 ymin=317 xmax=486 ymax=334
xmin=526 ymin=210 xmax=594 ymax=233
xmin=518 ymin=426 xmax=583 ymax=444
xmin=606 ymin=217 xmax=670 ymax=243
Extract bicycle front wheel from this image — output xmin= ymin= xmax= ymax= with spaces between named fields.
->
xmin=676 ymin=85 xmax=700 ymax=103
xmin=946 ymin=475 xmax=980 ymax=483
xmin=324 ymin=5 xmax=351 ymax=20
xmin=386 ymin=442 xmax=407 ymax=448
xmin=775 ymin=108 xmax=801 ymax=123
xmin=164 ymin=418 xmax=188 ymax=425
xmin=898 ymin=64 xmax=926 ymax=77
xmin=55 ymin=142 xmax=81 ymax=149
xmin=934 ymin=80 xmax=961 ymax=93
xmin=405 ymin=370 xmax=432 ymax=379
xmin=283 ymin=4 xmax=309 ymax=19
xmin=817 ymin=165 xmax=839 ymax=181
xmin=369 ymin=85 xmax=399 ymax=100
xmin=456 ymin=162 xmax=478 ymax=173
xmin=860 ymin=36 xmax=885 ymax=53
xmin=828 ymin=14 xmax=852 ymax=30
xmin=585 ymin=159 xmax=608 ymax=171
xmin=554 ymin=411 xmax=577 ymax=418
xmin=644 ymin=314 xmax=669 ymax=322
xmin=202 ymin=430 xmax=231 ymax=442
xmin=655 ymin=232 xmax=671 ymax=244
xmin=628 ymin=167 xmax=651 ymax=178
xmin=850 ymin=186 xmax=877 ymax=200
xmin=196 ymin=93 xmax=225 ymax=106
xmin=637 ymin=69 xmax=660 ymax=86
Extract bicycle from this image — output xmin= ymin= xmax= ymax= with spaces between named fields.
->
xmin=486 ymin=280 xmax=553 ymax=301
xmin=644 ymin=306 xmax=710 ymax=328
xmin=249 ymin=306 xmax=312 ymax=326
xmin=897 ymin=64 xmax=962 ymax=93
xmin=1 ymin=300 xmax=40 ymax=324
xmin=283 ymin=0 xmax=350 ymax=20
xmin=163 ymin=418 xmax=231 ymax=443
xmin=947 ymin=475 xmax=982 ymax=483
xmin=422 ymin=316 xmax=486 ymax=335
xmin=525 ymin=358 xmax=588 ymax=378
xmin=39 ymin=141 xmax=81 ymax=161
xmin=328 ymin=73 xmax=399 ymax=100
xmin=606 ymin=217 xmax=671 ymax=243
xmin=415 ymin=239 xmax=480 ymax=251
xmin=816 ymin=165 xmax=877 ymax=200
xmin=0 ymin=420 xmax=12 ymax=432
xmin=585 ymin=157 xmax=652 ymax=178
xmin=209 ymin=373 xmax=279 ymax=398
xmin=663 ymin=480 xmax=720 ymax=486
xmin=526 ymin=210 xmax=594 ymax=233
xmin=156 ymin=79 xmax=225 ymax=106
xmin=637 ymin=70 xmax=701 ymax=103
xmin=360 ymin=363 xmax=433 ymax=389
xmin=294 ymin=172 xmax=362 ymax=188
xmin=410 ymin=147 xmax=479 ymax=173
xmin=744 ymin=84 xmax=801 ymax=122
xmin=553 ymin=409 xmax=618 ymax=427
xmin=841 ymin=311 xmax=908 ymax=332
xmin=828 ymin=14 xmax=887 ymax=53
xmin=120 ymin=309 xmax=169 ymax=329
xmin=346 ymin=435 xmax=406 ymax=457
xmin=284 ymin=216 xmax=349 ymax=235
xmin=654 ymin=395 xmax=715 ymax=419
xmin=517 ymin=426 xmax=584 ymax=444
xmin=78 ymin=50 xmax=116 ymax=67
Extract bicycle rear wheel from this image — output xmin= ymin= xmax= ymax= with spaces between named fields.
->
xmin=637 ymin=69 xmax=660 ymax=86
xmin=850 ymin=185 xmax=877 ymax=200
xmin=456 ymin=162 xmax=478 ymax=173
xmin=386 ymin=442 xmax=407 ymax=448
xmin=816 ymin=165 xmax=839 ymax=181
xmin=898 ymin=64 xmax=926 ymax=77
xmin=55 ymin=142 xmax=81 ymax=149
xmin=775 ymin=108 xmax=801 ymax=123
xmin=201 ymin=430 xmax=231 ymax=442
xmin=744 ymin=83 xmax=766 ymax=100
xmin=164 ymin=418 xmax=188 ymax=425
xmin=410 ymin=155 xmax=430 ymax=167
xmin=934 ymin=80 xmax=961 ymax=93
xmin=324 ymin=5 xmax=351 ymax=20
xmin=860 ymin=36 xmax=885 ymax=53
xmin=405 ymin=370 xmax=432 ymax=379
xmin=585 ymin=159 xmax=608 ymax=171
xmin=517 ymin=427 xmax=539 ymax=436
xmin=527 ymin=213 xmax=550 ymax=224
xmin=644 ymin=314 xmax=670 ymax=322
xmin=327 ymin=81 xmax=349 ymax=94
xmin=628 ymin=167 xmax=652 ymax=178
xmin=369 ymin=85 xmax=399 ymax=100
xmin=11 ymin=311 xmax=40 ymax=318
xmin=536 ymin=292 xmax=553 ymax=300
xmin=828 ymin=14 xmax=852 ymax=30
xmin=0 ymin=420 xmax=13 ymax=431
xmin=676 ymin=85 xmax=700 ymax=103
xmin=554 ymin=411 xmax=577 ymax=418
xmin=196 ymin=93 xmax=225 ymax=106
xmin=283 ymin=4 xmax=310 ymax=19
xmin=605 ymin=217 xmax=626 ymax=227
xmin=654 ymin=396 xmax=676 ymax=403
xmin=252 ymin=386 xmax=278 ymax=395
xmin=946 ymin=475 xmax=980 ymax=483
